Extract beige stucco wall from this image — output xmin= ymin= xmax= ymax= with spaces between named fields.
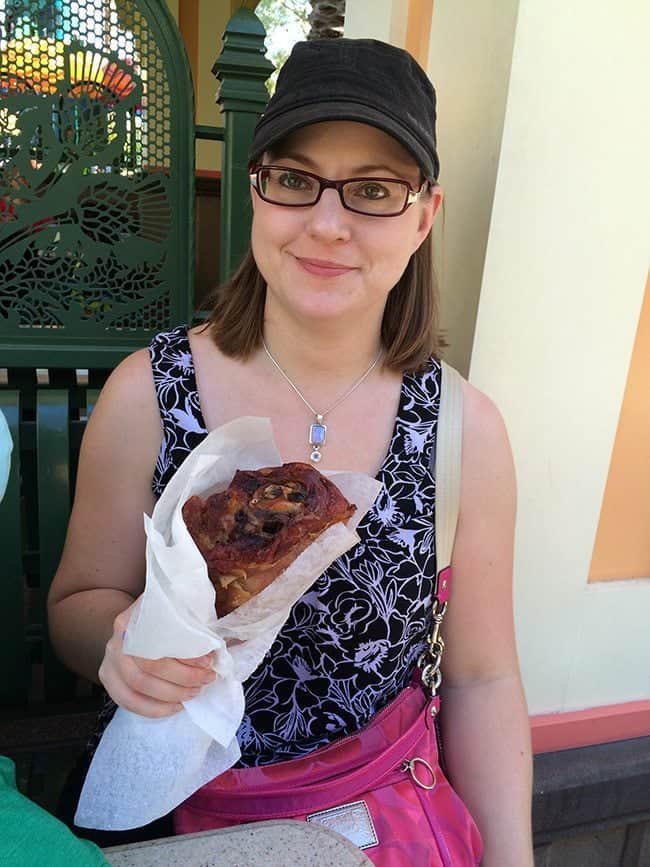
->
xmin=470 ymin=0 xmax=650 ymax=712
xmin=426 ymin=2 xmax=519 ymax=375
xmin=347 ymin=0 xmax=650 ymax=714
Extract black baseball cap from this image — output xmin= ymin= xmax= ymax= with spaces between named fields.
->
xmin=249 ymin=38 xmax=440 ymax=181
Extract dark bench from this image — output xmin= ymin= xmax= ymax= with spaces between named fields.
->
xmin=0 ymin=370 xmax=106 ymax=708
xmin=0 ymin=369 xmax=113 ymax=809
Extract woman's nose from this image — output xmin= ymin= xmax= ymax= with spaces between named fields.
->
xmin=304 ymin=187 xmax=352 ymax=242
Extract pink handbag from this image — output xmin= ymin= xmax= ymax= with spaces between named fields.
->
xmin=175 ymin=364 xmax=482 ymax=865
xmin=175 ymin=577 xmax=482 ymax=866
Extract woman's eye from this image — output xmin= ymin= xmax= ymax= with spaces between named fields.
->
xmin=278 ymin=172 xmax=311 ymax=191
xmin=357 ymin=182 xmax=390 ymax=200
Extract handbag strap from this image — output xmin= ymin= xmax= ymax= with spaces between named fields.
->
xmin=434 ymin=360 xmax=464 ymax=583
xmin=419 ymin=360 xmax=464 ymax=698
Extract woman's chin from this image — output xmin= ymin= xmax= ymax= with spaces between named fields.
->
xmin=266 ymin=283 xmax=362 ymax=325
xmin=290 ymin=295 xmax=363 ymax=325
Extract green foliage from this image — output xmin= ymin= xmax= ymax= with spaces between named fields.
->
xmin=256 ymin=0 xmax=310 ymax=30
xmin=255 ymin=0 xmax=310 ymax=94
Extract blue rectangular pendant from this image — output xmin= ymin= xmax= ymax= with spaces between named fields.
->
xmin=309 ymin=422 xmax=327 ymax=446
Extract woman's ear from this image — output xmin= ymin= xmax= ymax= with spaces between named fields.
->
xmin=413 ymin=185 xmax=443 ymax=251
xmin=429 ymin=185 xmax=444 ymax=222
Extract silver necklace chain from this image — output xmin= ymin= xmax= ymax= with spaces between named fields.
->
xmin=262 ymin=337 xmax=383 ymax=463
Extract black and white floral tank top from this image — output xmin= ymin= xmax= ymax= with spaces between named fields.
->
xmin=151 ymin=325 xmax=441 ymax=767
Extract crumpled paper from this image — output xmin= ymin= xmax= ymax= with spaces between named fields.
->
xmin=75 ymin=417 xmax=381 ymax=830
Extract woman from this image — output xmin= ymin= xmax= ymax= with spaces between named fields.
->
xmin=49 ymin=38 xmax=533 ymax=865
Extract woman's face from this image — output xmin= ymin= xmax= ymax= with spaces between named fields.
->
xmin=251 ymin=120 xmax=442 ymax=332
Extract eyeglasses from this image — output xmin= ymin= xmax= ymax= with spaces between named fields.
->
xmin=250 ymin=165 xmax=430 ymax=217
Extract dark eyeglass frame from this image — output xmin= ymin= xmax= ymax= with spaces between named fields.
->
xmin=249 ymin=164 xmax=430 ymax=217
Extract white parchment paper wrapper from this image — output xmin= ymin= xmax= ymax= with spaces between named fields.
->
xmin=75 ymin=417 xmax=381 ymax=830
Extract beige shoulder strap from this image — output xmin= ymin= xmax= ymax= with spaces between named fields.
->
xmin=419 ymin=361 xmax=464 ymax=697
xmin=434 ymin=361 xmax=464 ymax=573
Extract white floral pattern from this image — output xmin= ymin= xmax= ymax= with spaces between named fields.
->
xmin=91 ymin=326 xmax=442 ymax=767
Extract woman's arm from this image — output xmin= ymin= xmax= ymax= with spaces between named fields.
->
xmin=439 ymin=380 xmax=534 ymax=867
xmin=48 ymin=349 xmax=215 ymax=716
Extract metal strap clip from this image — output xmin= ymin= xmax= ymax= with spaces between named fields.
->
xmin=418 ymin=599 xmax=447 ymax=697
xmin=401 ymin=757 xmax=437 ymax=790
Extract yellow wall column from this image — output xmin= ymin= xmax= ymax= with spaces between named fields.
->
xmin=346 ymin=0 xmax=650 ymax=721
xmin=345 ymin=0 xmax=434 ymax=73
xmin=404 ymin=0 xmax=433 ymax=69
xmin=470 ymin=0 xmax=650 ymax=713
xmin=345 ymin=0 xmax=407 ymax=47
xmin=427 ymin=2 xmax=518 ymax=374
xmin=195 ymin=1 xmax=230 ymax=171
xmin=168 ymin=1 xmax=228 ymax=170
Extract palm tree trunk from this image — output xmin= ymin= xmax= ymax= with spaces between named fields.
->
xmin=307 ymin=0 xmax=346 ymax=40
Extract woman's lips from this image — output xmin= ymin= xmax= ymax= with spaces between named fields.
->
xmin=294 ymin=256 xmax=356 ymax=277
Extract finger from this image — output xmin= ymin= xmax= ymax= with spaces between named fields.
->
xmin=99 ymin=657 xmax=185 ymax=718
xmin=178 ymin=651 xmax=216 ymax=669
xmin=109 ymin=682 xmax=184 ymax=718
xmin=129 ymin=665 xmax=209 ymax=703
xmin=113 ymin=602 xmax=138 ymax=636
xmin=101 ymin=640 xmax=211 ymax=702
xmin=137 ymin=656 xmax=216 ymax=687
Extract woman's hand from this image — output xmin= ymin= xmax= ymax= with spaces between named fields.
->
xmin=98 ymin=603 xmax=217 ymax=717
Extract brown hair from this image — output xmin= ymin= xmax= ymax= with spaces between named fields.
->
xmin=205 ymin=232 xmax=445 ymax=373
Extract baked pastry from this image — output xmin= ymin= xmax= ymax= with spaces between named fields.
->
xmin=182 ymin=462 xmax=356 ymax=616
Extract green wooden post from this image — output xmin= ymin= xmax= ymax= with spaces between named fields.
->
xmin=213 ymin=8 xmax=274 ymax=282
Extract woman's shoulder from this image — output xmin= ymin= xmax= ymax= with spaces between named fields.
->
xmin=99 ymin=346 xmax=155 ymax=408
xmin=87 ymin=346 xmax=161 ymax=454
xmin=461 ymin=377 xmax=509 ymax=441
xmin=458 ymin=376 xmax=516 ymax=502
xmin=410 ymin=359 xmax=509 ymax=446
xmin=100 ymin=323 xmax=192 ymax=404
xmin=70 ymin=346 xmax=162 ymax=537
xmin=433 ymin=360 xmax=508 ymax=442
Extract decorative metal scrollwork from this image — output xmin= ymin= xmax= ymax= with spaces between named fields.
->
xmin=0 ymin=1 xmax=184 ymax=338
